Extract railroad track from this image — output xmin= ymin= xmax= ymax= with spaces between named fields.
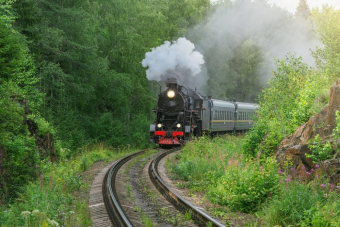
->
xmin=101 ymin=148 xmax=225 ymax=227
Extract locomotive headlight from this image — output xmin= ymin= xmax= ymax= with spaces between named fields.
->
xmin=157 ymin=123 xmax=162 ymax=128
xmin=176 ymin=123 xmax=181 ymax=128
xmin=167 ymin=90 xmax=175 ymax=98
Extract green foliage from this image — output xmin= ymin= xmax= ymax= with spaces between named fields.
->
xmin=0 ymin=1 xmax=43 ymax=202
xmin=332 ymin=111 xmax=340 ymax=143
xmin=0 ymin=145 xmax=134 ymax=226
xmin=300 ymin=195 xmax=340 ymax=227
xmin=27 ymin=114 xmax=55 ymax=136
xmin=0 ymin=0 xmax=16 ymax=26
xmin=307 ymin=135 xmax=333 ymax=163
xmin=203 ymin=37 xmax=266 ymax=101
xmin=242 ymin=121 xmax=268 ymax=157
xmin=6 ymin=0 xmax=210 ymax=152
xmin=312 ymin=7 xmax=340 ymax=76
xmin=243 ymin=55 xmax=332 ymax=157
xmin=261 ymin=182 xmax=324 ymax=226
xmin=207 ymin=157 xmax=280 ymax=212
xmin=80 ymin=156 xmax=88 ymax=171
xmin=260 ymin=163 xmax=340 ymax=226
xmin=170 ymin=136 xmax=240 ymax=190
xmin=170 ymin=136 xmax=281 ymax=213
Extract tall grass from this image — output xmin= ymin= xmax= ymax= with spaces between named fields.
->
xmin=0 ymin=144 xmax=135 ymax=227
xmin=170 ymin=135 xmax=241 ymax=191
xmin=169 ymin=136 xmax=340 ymax=225
xmin=170 ymin=135 xmax=280 ymax=212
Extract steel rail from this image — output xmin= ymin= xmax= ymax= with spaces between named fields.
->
xmin=103 ymin=149 xmax=147 ymax=227
xmin=149 ymin=149 xmax=225 ymax=227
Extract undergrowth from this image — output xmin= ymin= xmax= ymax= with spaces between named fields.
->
xmin=0 ymin=144 xmax=136 ymax=227
xmin=169 ymin=136 xmax=340 ymax=226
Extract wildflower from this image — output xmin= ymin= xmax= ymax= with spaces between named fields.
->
xmin=285 ymin=178 xmax=291 ymax=182
xmin=32 ymin=210 xmax=40 ymax=215
xmin=290 ymin=167 xmax=295 ymax=171
xmin=315 ymin=164 xmax=320 ymax=168
xmin=47 ymin=219 xmax=60 ymax=227
xmin=21 ymin=211 xmax=31 ymax=216
xmin=321 ymin=183 xmax=325 ymax=188
xmin=336 ymin=185 xmax=340 ymax=190
xmin=302 ymin=165 xmax=306 ymax=170
xmin=315 ymin=175 xmax=319 ymax=178
xmin=311 ymin=169 xmax=314 ymax=172
xmin=324 ymin=194 xmax=328 ymax=197
xmin=278 ymin=170 xmax=283 ymax=174
xmin=306 ymin=172 xmax=311 ymax=175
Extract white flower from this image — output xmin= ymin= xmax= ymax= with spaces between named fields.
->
xmin=47 ymin=219 xmax=60 ymax=227
xmin=32 ymin=210 xmax=40 ymax=215
xmin=21 ymin=211 xmax=31 ymax=216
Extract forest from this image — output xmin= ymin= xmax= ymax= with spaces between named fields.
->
xmin=1 ymin=0 xmax=340 ymax=225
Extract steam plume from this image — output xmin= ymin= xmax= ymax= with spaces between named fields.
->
xmin=142 ymin=37 xmax=205 ymax=85
xmin=186 ymin=0 xmax=322 ymax=100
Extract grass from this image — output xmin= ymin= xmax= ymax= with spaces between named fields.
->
xmin=141 ymin=213 xmax=155 ymax=227
xmin=0 ymin=143 xmax=137 ymax=227
xmin=168 ymin=135 xmax=340 ymax=226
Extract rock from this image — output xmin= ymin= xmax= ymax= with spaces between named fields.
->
xmin=276 ymin=79 xmax=340 ymax=179
xmin=19 ymin=100 xmax=58 ymax=162
xmin=36 ymin=133 xmax=57 ymax=162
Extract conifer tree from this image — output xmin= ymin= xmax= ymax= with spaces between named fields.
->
xmin=296 ymin=0 xmax=310 ymax=19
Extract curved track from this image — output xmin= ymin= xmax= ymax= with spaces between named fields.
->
xmin=103 ymin=149 xmax=225 ymax=227
xmin=102 ymin=149 xmax=147 ymax=227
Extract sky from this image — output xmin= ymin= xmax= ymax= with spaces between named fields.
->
xmin=211 ymin=0 xmax=340 ymax=13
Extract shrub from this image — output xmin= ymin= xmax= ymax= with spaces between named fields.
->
xmin=170 ymin=136 xmax=240 ymax=190
xmin=261 ymin=181 xmax=324 ymax=226
xmin=242 ymin=55 xmax=332 ymax=157
xmin=0 ymin=144 xmax=134 ymax=226
xmin=27 ymin=114 xmax=55 ymax=136
xmin=307 ymin=135 xmax=333 ymax=163
xmin=207 ymin=157 xmax=280 ymax=212
xmin=300 ymin=193 xmax=340 ymax=227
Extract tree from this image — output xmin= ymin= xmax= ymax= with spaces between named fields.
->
xmin=295 ymin=0 xmax=310 ymax=19
xmin=0 ymin=2 xmax=41 ymax=202
xmin=312 ymin=6 xmax=340 ymax=76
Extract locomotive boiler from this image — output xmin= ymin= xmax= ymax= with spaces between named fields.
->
xmin=149 ymin=78 xmax=258 ymax=147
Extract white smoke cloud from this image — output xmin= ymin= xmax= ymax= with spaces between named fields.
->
xmin=142 ymin=37 xmax=205 ymax=84
xmin=189 ymin=0 xmax=322 ymax=96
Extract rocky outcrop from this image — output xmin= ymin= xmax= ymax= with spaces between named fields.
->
xmin=19 ymin=100 xmax=57 ymax=162
xmin=276 ymin=79 xmax=340 ymax=184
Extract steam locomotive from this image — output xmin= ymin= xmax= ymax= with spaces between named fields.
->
xmin=149 ymin=78 xmax=258 ymax=147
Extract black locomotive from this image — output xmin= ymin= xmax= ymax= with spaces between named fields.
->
xmin=149 ymin=78 xmax=258 ymax=147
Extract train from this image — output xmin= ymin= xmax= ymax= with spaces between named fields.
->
xmin=149 ymin=78 xmax=258 ymax=147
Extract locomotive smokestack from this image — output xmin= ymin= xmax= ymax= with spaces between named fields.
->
xmin=165 ymin=77 xmax=178 ymax=90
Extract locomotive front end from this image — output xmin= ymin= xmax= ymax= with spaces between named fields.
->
xmin=150 ymin=79 xmax=190 ymax=147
